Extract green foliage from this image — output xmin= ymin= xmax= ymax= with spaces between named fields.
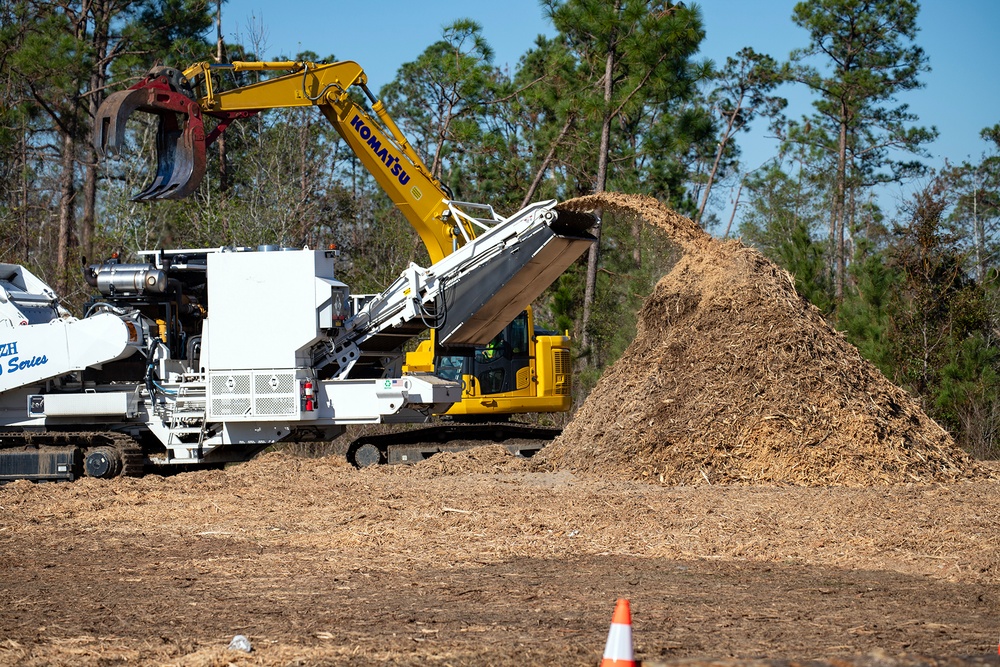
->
xmin=549 ymin=265 xmax=585 ymax=335
xmin=695 ymin=47 xmax=788 ymax=225
xmin=509 ymin=35 xmax=581 ymax=199
xmin=788 ymin=0 xmax=936 ymax=299
xmin=942 ymin=123 xmax=1000 ymax=283
xmin=778 ymin=218 xmax=833 ymax=313
xmin=543 ymin=0 xmax=709 ymax=195
xmin=837 ymin=248 xmax=898 ymax=374
xmin=877 ymin=177 xmax=999 ymax=456
xmin=739 ymin=160 xmax=833 ymax=309
xmin=937 ymin=328 xmax=1000 ymax=459
xmin=575 ymin=213 xmax=679 ymax=387
xmin=633 ymin=101 xmax=715 ymax=216
xmin=380 ymin=19 xmax=500 ymax=191
xmin=10 ymin=13 xmax=92 ymax=110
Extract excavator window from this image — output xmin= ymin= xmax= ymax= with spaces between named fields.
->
xmin=478 ymin=332 xmax=506 ymax=362
xmin=436 ymin=355 xmax=465 ymax=382
xmin=471 ymin=312 xmax=532 ymax=396
xmin=509 ymin=312 xmax=529 ymax=357
xmin=475 ymin=312 xmax=529 ymax=363
xmin=478 ymin=368 xmax=506 ymax=394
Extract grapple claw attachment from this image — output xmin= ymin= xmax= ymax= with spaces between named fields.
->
xmin=94 ymin=68 xmax=207 ymax=201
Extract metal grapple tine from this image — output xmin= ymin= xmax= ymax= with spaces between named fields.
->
xmin=133 ymin=114 xmax=206 ymax=201
xmin=94 ymin=73 xmax=208 ymax=201
xmin=94 ymin=88 xmax=154 ymax=159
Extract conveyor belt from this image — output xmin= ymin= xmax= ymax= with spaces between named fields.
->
xmin=339 ymin=201 xmax=595 ymax=365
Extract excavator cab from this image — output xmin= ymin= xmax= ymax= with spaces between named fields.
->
xmin=405 ymin=309 xmax=573 ymax=417
xmin=94 ymin=67 xmax=208 ymax=201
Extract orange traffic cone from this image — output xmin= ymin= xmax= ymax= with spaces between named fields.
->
xmin=600 ymin=599 xmax=636 ymax=667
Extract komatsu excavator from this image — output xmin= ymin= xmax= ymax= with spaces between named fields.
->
xmin=92 ymin=59 xmax=589 ymax=466
xmin=0 ymin=60 xmax=594 ymax=481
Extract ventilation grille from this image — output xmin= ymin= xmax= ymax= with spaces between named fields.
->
xmin=553 ymin=349 xmax=571 ymax=396
xmin=209 ymin=370 xmax=300 ymax=419
xmin=516 ymin=366 xmax=531 ymax=390
xmin=255 ymin=396 xmax=296 ymax=416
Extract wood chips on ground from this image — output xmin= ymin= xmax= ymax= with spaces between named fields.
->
xmin=1 ymin=453 xmax=999 ymax=665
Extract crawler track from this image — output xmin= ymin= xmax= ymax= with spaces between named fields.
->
xmin=0 ymin=430 xmax=145 ymax=482
xmin=346 ymin=422 xmax=561 ymax=467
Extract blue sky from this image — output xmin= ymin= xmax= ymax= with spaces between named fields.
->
xmin=219 ymin=0 xmax=1000 ymax=218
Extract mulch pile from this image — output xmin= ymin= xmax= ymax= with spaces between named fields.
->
xmin=539 ymin=192 xmax=984 ymax=486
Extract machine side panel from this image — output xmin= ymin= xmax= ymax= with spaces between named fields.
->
xmin=0 ymin=313 xmax=135 ymax=392
xmin=205 ymin=250 xmax=337 ymax=370
xmin=27 ymin=391 xmax=138 ymax=417
xmin=316 ymin=375 xmax=459 ymax=422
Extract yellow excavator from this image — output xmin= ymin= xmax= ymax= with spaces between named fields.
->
xmin=94 ymin=60 xmax=591 ymax=466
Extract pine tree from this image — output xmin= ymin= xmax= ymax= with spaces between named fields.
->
xmin=790 ymin=0 xmax=936 ymax=301
xmin=695 ymin=47 xmax=786 ymax=227
xmin=542 ymin=0 xmax=707 ymax=358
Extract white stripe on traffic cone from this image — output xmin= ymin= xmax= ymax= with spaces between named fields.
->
xmin=600 ymin=598 xmax=635 ymax=667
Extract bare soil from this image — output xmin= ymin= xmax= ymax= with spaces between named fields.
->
xmin=3 ymin=196 xmax=999 ymax=665
xmin=1 ymin=451 xmax=999 ymax=666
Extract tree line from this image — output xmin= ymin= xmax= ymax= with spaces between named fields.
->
xmin=1 ymin=0 xmax=997 ymax=457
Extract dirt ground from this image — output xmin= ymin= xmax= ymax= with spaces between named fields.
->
xmin=2 ymin=450 xmax=999 ymax=666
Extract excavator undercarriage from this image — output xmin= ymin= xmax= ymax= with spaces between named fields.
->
xmin=345 ymin=421 xmax=562 ymax=468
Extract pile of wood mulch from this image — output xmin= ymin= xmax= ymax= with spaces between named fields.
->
xmin=539 ymin=193 xmax=985 ymax=486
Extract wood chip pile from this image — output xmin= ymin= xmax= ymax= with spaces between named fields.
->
xmin=539 ymin=193 xmax=984 ymax=486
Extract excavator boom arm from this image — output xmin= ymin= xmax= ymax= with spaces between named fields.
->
xmin=95 ymin=61 xmax=473 ymax=263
